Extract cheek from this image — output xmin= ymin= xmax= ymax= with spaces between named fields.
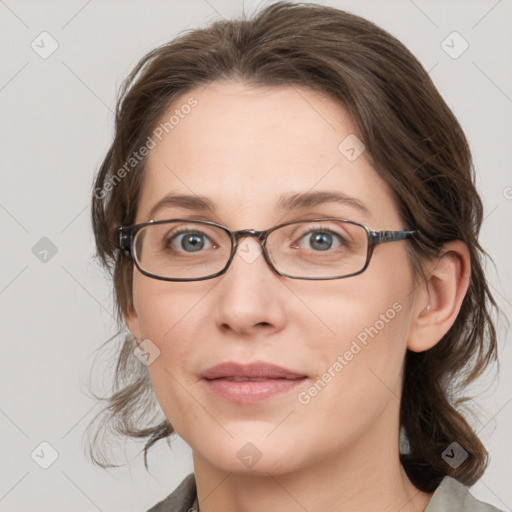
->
xmin=130 ymin=276 xmax=216 ymax=428
xmin=291 ymin=290 xmax=411 ymax=452
xmin=294 ymin=249 xmax=414 ymax=400
xmin=132 ymin=274 xmax=213 ymax=341
xmin=295 ymin=251 xmax=413 ymax=352
xmin=298 ymin=293 xmax=408 ymax=400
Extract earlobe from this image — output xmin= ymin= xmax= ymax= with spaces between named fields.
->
xmin=407 ymin=241 xmax=471 ymax=353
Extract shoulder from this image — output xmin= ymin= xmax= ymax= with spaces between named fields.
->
xmin=425 ymin=476 xmax=504 ymax=512
xmin=146 ymin=473 xmax=196 ymax=512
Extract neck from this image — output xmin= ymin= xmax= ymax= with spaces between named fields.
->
xmin=192 ymin=429 xmax=433 ymax=512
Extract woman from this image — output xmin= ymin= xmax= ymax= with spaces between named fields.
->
xmin=88 ymin=2 xmax=502 ymax=511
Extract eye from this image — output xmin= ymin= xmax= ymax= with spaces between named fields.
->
xmin=166 ymin=229 xmax=214 ymax=253
xmin=297 ymin=229 xmax=346 ymax=251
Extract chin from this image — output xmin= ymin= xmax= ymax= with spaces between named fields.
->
xmin=188 ymin=427 xmax=309 ymax=476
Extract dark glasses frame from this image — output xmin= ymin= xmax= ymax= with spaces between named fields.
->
xmin=116 ymin=218 xmax=417 ymax=281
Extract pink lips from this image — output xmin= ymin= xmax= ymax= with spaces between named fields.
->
xmin=201 ymin=362 xmax=307 ymax=403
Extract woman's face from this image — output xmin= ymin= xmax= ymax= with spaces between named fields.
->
xmin=125 ymin=81 xmax=420 ymax=476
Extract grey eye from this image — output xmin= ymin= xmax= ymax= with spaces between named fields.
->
xmin=299 ymin=230 xmax=344 ymax=251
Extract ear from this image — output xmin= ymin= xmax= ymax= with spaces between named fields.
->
xmin=407 ymin=240 xmax=471 ymax=352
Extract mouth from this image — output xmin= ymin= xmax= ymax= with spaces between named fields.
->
xmin=201 ymin=362 xmax=307 ymax=403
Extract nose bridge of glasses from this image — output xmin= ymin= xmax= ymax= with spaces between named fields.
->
xmin=232 ymin=229 xmax=266 ymax=247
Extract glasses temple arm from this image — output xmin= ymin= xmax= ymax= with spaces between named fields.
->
xmin=116 ymin=227 xmax=133 ymax=254
xmin=374 ymin=230 xmax=417 ymax=244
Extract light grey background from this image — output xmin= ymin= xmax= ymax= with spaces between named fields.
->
xmin=1 ymin=0 xmax=511 ymax=510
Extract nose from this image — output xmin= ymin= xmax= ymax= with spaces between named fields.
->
xmin=213 ymin=236 xmax=287 ymax=337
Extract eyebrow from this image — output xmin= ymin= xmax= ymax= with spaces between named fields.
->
xmin=147 ymin=190 xmax=370 ymax=220
xmin=276 ymin=191 xmax=370 ymax=215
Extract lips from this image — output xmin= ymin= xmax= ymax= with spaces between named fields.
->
xmin=202 ymin=362 xmax=305 ymax=380
xmin=201 ymin=362 xmax=307 ymax=403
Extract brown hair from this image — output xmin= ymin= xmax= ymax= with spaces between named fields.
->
xmin=87 ymin=1 xmax=498 ymax=491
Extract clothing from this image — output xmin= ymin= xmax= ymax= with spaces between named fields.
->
xmin=146 ymin=472 xmax=503 ymax=512
xmin=147 ymin=474 xmax=196 ymax=512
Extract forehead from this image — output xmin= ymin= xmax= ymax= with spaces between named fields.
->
xmin=136 ymin=81 xmax=400 ymax=228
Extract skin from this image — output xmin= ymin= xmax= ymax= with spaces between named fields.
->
xmin=125 ymin=81 xmax=470 ymax=512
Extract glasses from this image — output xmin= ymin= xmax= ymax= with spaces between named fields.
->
xmin=116 ymin=218 xmax=417 ymax=281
